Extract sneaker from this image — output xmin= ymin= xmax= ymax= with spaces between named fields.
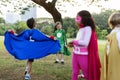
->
xmin=61 ymin=61 xmax=64 ymax=64
xmin=78 ymin=74 xmax=85 ymax=78
xmin=25 ymin=74 xmax=30 ymax=80
xmin=54 ymin=61 xmax=59 ymax=63
xmin=24 ymin=71 xmax=27 ymax=75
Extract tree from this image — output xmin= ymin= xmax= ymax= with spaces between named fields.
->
xmin=63 ymin=17 xmax=77 ymax=37
xmin=0 ymin=0 xmax=69 ymax=23
xmin=0 ymin=17 xmax=6 ymax=35
xmin=32 ymin=0 xmax=62 ymax=23
xmin=0 ymin=0 xmax=104 ymax=23
xmin=35 ymin=0 xmax=70 ymax=23
xmin=0 ymin=17 xmax=5 ymax=24
xmin=37 ymin=21 xmax=54 ymax=35
xmin=93 ymin=9 xmax=117 ymax=33
xmin=31 ymin=0 xmax=105 ymax=23
xmin=13 ymin=21 xmax=27 ymax=34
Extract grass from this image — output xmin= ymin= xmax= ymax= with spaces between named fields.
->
xmin=0 ymin=36 xmax=106 ymax=80
xmin=98 ymin=40 xmax=106 ymax=61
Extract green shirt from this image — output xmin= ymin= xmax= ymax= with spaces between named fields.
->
xmin=54 ymin=29 xmax=66 ymax=44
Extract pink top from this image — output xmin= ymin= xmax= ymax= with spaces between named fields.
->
xmin=73 ymin=26 xmax=92 ymax=55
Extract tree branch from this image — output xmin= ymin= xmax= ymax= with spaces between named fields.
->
xmin=32 ymin=0 xmax=46 ymax=6
xmin=52 ymin=0 xmax=57 ymax=6
xmin=31 ymin=0 xmax=62 ymax=22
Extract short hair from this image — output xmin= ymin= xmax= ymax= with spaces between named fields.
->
xmin=26 ymin=18 xmax=35 ymax=29
xmin=108 ymin=12 xmax=120 ymax=29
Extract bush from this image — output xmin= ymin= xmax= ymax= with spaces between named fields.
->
xmin=14 ymin=21 xmax=27 ymax=34
xmin=96 ymin=26 xmax=108 ymax=39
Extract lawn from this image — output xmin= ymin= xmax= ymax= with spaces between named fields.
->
xmin=0 ymin=36 xmax=106 ymax=80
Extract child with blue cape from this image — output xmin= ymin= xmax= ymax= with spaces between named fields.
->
xmin=4 ymin=18 xmax=60 ymax=80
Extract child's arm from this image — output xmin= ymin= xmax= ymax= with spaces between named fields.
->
xmin=116 ymin=32 xmax=120 ymax=50
xmin=49 ymin=36 xmax=56 ymax=40
xmin=8 ymin=29 xmax=18 ymax=35
xmin=31 ymin=29 xmax=56 ymax=41
xmin=46 ymin=35 xmax=56 ymax=40
xmin=8 ymin=30 xmax=15 ymax=34
xmin=68 ymin=41 xmax=74 ymax=47
xmin=73 ymin=27 xmax=92 ymax=47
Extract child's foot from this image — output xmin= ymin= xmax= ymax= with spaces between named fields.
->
xmin=25 ymin=74 xmax=30 ymax=80
xmin=61 ymin=61 xmax=64 ymax=64
xmin=61 ymin=60 xmax=64 ymax=64
xmin=54 ymin=61 xmax=59 ymax=63
xmin=24 ymin=71 xmax=27 ymax=75
xmin=78 ymin=74 xmax=85 ymax=78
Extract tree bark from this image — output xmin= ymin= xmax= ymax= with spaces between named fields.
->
xmin=32 ymin=0 xmax=62 ymax=23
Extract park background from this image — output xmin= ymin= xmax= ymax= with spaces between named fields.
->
xmin=0 ymin=0 xmax=120 ymax=80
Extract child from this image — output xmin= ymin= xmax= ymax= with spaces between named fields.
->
xmin=101 ymin=12 xmax=120 ymax=80
xmin=4 ymin=18 xmax=60 ymax=80
xmin=68 ymin=10 xmax=101 ymax=80
xmin=24 ymin=18 xmax=36 ymax=80
xmin=54 ymin=21 xmax=67 ymax=64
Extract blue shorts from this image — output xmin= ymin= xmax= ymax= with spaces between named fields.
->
xmin=28 ymin=59 xmax=34 ymax=62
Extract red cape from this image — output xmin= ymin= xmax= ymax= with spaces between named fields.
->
xmin=88 ymin=31 xmax=101 ymax=80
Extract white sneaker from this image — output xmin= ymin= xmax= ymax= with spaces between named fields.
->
xmin=78 ymin=74 xmax=85 ymax=78
xmin=25 ymin=74 xmax=30 ymax=80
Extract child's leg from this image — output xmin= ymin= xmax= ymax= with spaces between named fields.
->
xmin=55 ymin=53 xmax=60 ymax=63
xmin=78 ymin=55 xmax=88 ymax=80
xmin=72 ymin=54 xmax=80 ymax=80
xmin=60 ymin=53 xmax=64 ymax=64
xmin=25 ymin=59 xmax=34 ymax=79
xmin=60 ymin=44 xmax=65 ymax=64
xmin=25 ymin=59 xmax=34 ymax=74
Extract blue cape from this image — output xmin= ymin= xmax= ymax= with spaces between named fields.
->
xmin=4 ymin=29 xmax=60 ymax=60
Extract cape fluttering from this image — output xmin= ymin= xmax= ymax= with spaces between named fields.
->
xmin=4 ymin=29 xmax=60 ymax=60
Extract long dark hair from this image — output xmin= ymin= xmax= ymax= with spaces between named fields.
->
xmin=54 ymin=21 xmax=61 ymax=32
xmin=77 ymin=10 xmax=96 ymax=30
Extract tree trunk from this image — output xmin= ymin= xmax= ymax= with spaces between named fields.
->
xmin=32 ymin=0 xmax=62 ymax=23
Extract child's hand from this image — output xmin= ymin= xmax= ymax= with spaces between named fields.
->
xmin=73 ymin=40 xmax=79 ymax=46
xmin=68 ymin=41 xmax=74 ymax=47
xmin=64 ymin=44 xmax=68 ymax=48
xmin=8 ymin=30 xmax=14 ymax=34
xmin=50 ymin=36 xmax=56 ymax=40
